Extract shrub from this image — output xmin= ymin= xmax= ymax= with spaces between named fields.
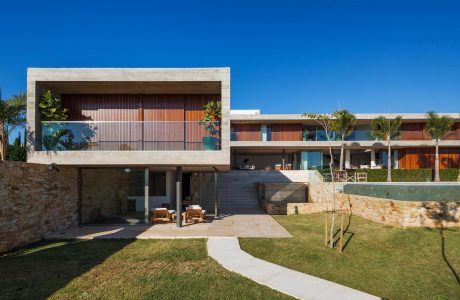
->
xmin=319 ymin=168 xmax=459 ymax=182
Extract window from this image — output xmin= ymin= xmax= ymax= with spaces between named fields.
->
xmin=149 ymin=172 xmax=166 ymax=196
xmin=261 ymin=124 xmax=272 ymax=141
xmin=128 ymin=170 xmax=166 ymax=196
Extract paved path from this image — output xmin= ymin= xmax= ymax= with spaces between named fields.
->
xmin=45 ymin=213 xmax=291 ymax=239
xmin=207 ymin=237 xmax=379 ymax=300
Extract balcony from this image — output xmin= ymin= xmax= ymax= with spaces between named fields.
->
xmin=41 ymin=121 xmax=221 ymax=151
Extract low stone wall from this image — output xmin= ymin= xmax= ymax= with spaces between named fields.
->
xmin=261 ymin=202 xmax=324 ymax=215
xmin=336 ymin=193 xmax=460 ymax=228
xmin=307 ymin=182 xmax=460 ymax=228
xmin=0 ymin=161 xmax=78 ymax=253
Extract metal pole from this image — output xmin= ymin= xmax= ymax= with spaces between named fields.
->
xmin=176 ymin=166 xmax=183 ymax=227
xmin=144 ymin=168 xmax=149 ymax=224
xmin=214 ymin=168 xmax=219 ymax=218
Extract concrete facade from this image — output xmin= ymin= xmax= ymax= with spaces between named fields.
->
xmin=27 ymin=68 xmax=231 ymax=170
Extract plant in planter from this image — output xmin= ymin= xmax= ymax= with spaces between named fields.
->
xmin=39 ymin=90 xmax=71 ymax=150
xmin=200 ymin=100 xmax=221 ymax=150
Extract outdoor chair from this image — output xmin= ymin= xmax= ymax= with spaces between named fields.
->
xmin=185 ymin=207 xmax=206 ymax=223
xmin=151 ymin=208 xmax=171 ymax=223
xmin=356 ymin=172 xmax=368 ymax=182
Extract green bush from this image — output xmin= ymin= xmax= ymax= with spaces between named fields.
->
xmin=319 ymin=168 xmax=459 ymax=182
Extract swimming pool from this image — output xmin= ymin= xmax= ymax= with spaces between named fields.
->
xmin=343 ymin=182 xmax=460 ymax=202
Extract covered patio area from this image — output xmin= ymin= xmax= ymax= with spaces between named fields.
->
xmin=45 ymin=212 xmax=291 ymax=239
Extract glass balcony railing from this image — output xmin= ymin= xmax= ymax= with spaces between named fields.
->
xmin=41 ymin=121 xmax=221 ymax=151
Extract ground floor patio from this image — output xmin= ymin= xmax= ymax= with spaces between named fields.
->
xmin=46 ymin=211 xmax=291 ymax=239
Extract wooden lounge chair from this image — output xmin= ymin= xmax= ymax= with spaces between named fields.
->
xmin=185 ymin=207 xmax=206 ymax=223
xmin=151 ymin=208 xmax=170 ymax=223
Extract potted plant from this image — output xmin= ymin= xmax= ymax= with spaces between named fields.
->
xmin=200 ymin=100 xmax=221 ymax=150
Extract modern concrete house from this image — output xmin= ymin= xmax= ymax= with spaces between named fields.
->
xmin=230 ymin=110 xmax=460 ymax=170
xmin=26 ymin=67 xmax=460 ymax=226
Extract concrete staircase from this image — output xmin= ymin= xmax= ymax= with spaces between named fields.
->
xmin=203 ymin=170 xmax=310 ymax=214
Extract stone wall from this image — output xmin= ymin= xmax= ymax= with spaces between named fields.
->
xmin=81 ymin=169 xmax=129 ymax=223
xmin=307 ymin=182 xmax=460 ymax=228
xmin=0 ymin=161 xmax=78 ymax=253
xmin=336 ymin=193 xmax=460 ymax=228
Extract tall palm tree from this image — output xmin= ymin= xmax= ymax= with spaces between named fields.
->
xmin=424 ymin=111 xmax=454 ymax=182
xmin=371 ymin=115 xmax=402 ymax=182
xmin=331 ymin=109 xmax=356 ymax=170
xmin=0 ymin=90 xmax=27 ymax=160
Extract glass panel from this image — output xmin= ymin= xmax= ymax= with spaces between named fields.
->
xmin=300 ymin=151 xmax=323 ymax=170
xmin=315 ymin=129 xmax=336 ymax=141
xmin=82 ymin=168 xmax=145 ymax=225
xmin=381 ymin=150 xmax=399 ymax=169
xmin=41 ymin=121 xmax=221 ymax=151
xmin=261 ymin=124 xmax=271 ymax=141
xmin=149 ymin=172 xmax=166 ymax=196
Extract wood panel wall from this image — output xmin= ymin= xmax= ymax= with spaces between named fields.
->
xmin=445 ymin=122 xmax=460 ymax=140
xmin=400 ymin=123 xmax=429 ymax=140
xmin=60 ymin=94 xmax=220 ymax=150
xmin=399 ymin=148 xmax=460 ymax=169
xmin=231 ymin=124 xmax=261 ymax=141
xmin=270 ymin=124 xmax=302 ymax=141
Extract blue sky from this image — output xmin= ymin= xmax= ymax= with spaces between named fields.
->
xmin=1 ymin=0 xmax=459 ymax=118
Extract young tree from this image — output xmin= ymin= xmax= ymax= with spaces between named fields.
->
xmin=302 ymin=112 xmax=336 ymax=248
xmin=331 ymin=109 xmax=356 ymax=171
xmin=7 ymin=131 xmax=26 ymax=162
xmin=0 ymin=90 xmax=27 ymax=160
xmin=371 ymin=115 xmax=402 ymax=182
xmin=424 ymin=111 xmax=454 ymax=182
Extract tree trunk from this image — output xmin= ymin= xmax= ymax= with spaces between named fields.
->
xmin=0 ymin=123 xmax=4 ymax=161
xmin=327 ymin=135 xmax=335 ymax=249
xmin=387 ymin=139 xmax=392 ymax=182
xmin=434 ymin=140 xmax=440 ymax=182
xmin=339 ymin=138 xmax=344 ymax=171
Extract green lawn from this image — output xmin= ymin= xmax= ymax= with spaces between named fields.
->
xmin=240 ymin=214 xmax=460 ymax=300
xmin=0 ymin=239 xmax=291 ymax=300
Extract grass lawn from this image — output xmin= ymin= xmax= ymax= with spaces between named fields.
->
xmin=240 ymin=214 xmax=460 ymax=300
xmin=0 ymin=239 xmax=291 ymax=300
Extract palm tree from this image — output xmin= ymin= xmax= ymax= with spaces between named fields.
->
xmin=0 ymin=90 xmax=27 ymax=160
xmin=371 ymin=115 xmax=402 ymax=182
xmin=331 ymin=109 xmax=356 ymax=170
xmin=424 ymin=111 xmax=454 ymax=182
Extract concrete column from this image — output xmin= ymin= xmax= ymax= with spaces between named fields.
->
xmin=176 ymin=166 xmax=182 ymax=228
xmin=370 ymin=150 xmax=376 ymax=168
xmin=345 ymin=150 xmax=351 ymax=169
xmin=282 ymin=149 xmax=285 ymax=170
xmin=144 ymin=168 xmax=149 ymax=224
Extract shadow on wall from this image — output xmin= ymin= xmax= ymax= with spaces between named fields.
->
xmin=421 ymin=202 xmax=460 ymax=285
xmin=0 ymin=239 xmax=133 ymax=299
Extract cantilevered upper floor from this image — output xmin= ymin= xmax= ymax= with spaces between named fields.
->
xmin=26 ymin=68 xmax=230 ymax=170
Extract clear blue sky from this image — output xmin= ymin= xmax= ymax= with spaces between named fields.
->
xmin=1 ymin=0 xmax=459 ymax=116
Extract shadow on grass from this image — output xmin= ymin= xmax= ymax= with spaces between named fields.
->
xmin=421 ymin=201 xmax=459 ymax=286
xmin=0 ymin=239 xmax=133 ymax=300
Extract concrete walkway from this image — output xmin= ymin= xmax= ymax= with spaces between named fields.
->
xmin=207 ymin=237 xmax=379 ymax=300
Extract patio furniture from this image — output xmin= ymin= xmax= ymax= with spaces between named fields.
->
xmin=356 ymin=172 xmax=368 ymax=182
xmin=185 ymin=207 xmax=206 ymax=223
xmin=333 ymin=170 xmax=348 ymax=182
xmin=151 ymin=208 xmax=171 ymax=223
